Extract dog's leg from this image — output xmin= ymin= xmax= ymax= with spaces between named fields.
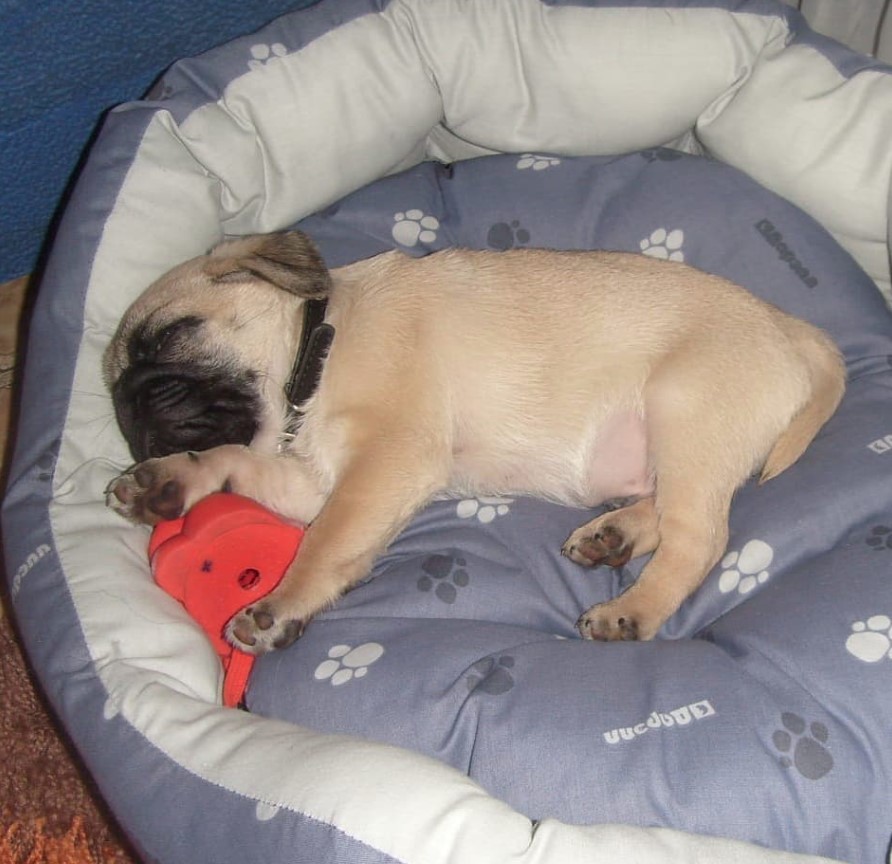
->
xmin=226 ymin=435 xmax=448 ymax=654
xmin=561 ymin=498 xmax=659 ymax=568
xmin=106 ymin=445 xmax=327 ymax=526
xmin=575 ymin=359 xmax=757 ymax=641
xmin=576 ymin=480 xmax=732 ymax=642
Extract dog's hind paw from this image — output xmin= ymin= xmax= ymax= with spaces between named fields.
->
xmin=562 ymin=524 xmax=632 ymax=568
xmin=577 ymin=608 xmax=640 ymax=642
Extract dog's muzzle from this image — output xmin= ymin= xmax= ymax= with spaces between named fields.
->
xmin=113 ymin=362 xmax=262 ymax=461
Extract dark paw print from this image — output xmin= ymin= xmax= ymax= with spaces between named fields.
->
xmin=37 ymin=445 xmax=58 ymax=482
xmin=148 ymin=80 xmax=174 ymax=100
xmin=417 ymin=554 xmax=469 ymax=604
xmin=467 ymin=655 xmax=515 ymax=695
xmin=487 ymin=220 xmax=530 ymax=251
xmin=640 ymin=148 xmax=684 ymax=163
xmin=318 ymin=202 xmax=341 ymax=219
xmin=772 ymin=712 xmax=833 ymax=780
xmin=867 ymin=525 xmax=892 ymax=551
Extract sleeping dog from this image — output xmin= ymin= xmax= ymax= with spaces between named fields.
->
xmin=104 ymin=231 xmax=845 ymax=653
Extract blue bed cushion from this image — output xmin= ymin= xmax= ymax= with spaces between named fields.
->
xmin=243 ymin=152 xmax=892 ymax=862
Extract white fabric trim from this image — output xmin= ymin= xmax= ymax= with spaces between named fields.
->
xmin=49 ymin=1 xmax=890 ymax=860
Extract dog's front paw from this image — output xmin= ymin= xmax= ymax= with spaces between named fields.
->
xmin=226 ymin=600 xmax=306 ymax=655
xmin=562 ymin=524 xmax=632 ymax=568
xmin=106 ymin=460 xmax=186 ymax=525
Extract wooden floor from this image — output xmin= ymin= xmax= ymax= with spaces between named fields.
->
xmin=0 ymin=275 xmax=28 ymax=469
xmin=0 ymin=274 xmax=30 ymax=618
xmin=0 ymin=274 xmax=138 ymax=861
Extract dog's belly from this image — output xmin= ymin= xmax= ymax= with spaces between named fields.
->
xmin=580 ymin=409 xmax=653 ymax=504
xmin=449 ymin=409 xmax=653 ymax=507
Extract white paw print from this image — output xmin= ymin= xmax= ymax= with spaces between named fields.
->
xmin=718 ymin=539 xmax=773 ymax=594
xmin=248 ymin=43 xmax=287 ymax=70
xmin=640 ymin=228 xmax=685 ymax=262
xmin=255 ymin=802 xmax=280 ymax=822
xmin=392 ymin=210 xmax=439 ymax=247
xmin=517 ymin=153 xmax=561 ymax=171
xmin=314 ymin=642 xmax=384 ymax=686
xmin=846 ymin=615 xmax=892 ymax=663
xmin=456 ymin=497 xmax=513 ymax=524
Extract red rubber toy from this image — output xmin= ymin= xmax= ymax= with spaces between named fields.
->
xmin=148 ymin=493 xmax=305 ymax=707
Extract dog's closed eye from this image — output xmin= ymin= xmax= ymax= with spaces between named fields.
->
xmin=128 ymin=315 xmax=205 ymax=365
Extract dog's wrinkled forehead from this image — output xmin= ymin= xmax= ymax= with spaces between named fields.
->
xmin=103 ymin=230 xmax=331 ymax=387
xmin=126 ymin=313 xmax=205 ymax=366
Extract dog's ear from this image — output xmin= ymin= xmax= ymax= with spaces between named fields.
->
xmin=207 ymin=231 xmax=331 ymax=299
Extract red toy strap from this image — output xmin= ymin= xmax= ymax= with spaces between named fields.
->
xmin=149 ymin=493 xmax=305 ymax=706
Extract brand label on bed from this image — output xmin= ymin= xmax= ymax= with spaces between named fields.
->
xmin=868 ymin=433 xmax=892 ymax=454
xmin=754 ymin=219 xmax=818 ymax=288
xmin=602 ymin=699 xmax=716 ymax=745
xmin=11 ymin=543 xmax=52 ymax=599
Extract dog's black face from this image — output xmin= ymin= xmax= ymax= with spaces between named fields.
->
xmin=112 ymin=315 xmax=262 ymax=461
xmin=105 ymin=231 xmax=334 ymax=463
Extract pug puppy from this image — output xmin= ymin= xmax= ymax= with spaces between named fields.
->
xmin=104 ymin=231 xmax=845 ymax=653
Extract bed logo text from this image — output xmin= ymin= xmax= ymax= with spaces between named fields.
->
xmin=868 ymin=433 xmax=892 ymax=454
xmin=603 ymin=699 xmax=716 ymax=744
xmin=754 ymin=219 xmax=818 ymax=288
xmin=11 ymin=543 xmax=52 ymax=599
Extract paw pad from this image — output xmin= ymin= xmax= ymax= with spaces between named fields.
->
xmin=467 ymin=655 xmax=515 ymax=695
xmin=314 ymin=642 xmax=384 ymax=686
xmin=846 ymin=614 xmax=892 ymax=663
xmin=417 ymin=554 xmax=469 ymax=604
xmin=640 ymin=227 xmax=685 ymax=262
xmin=772 ymin=712 xmax=833 ymax=780
xmin=392 ymin=210 xmax=439 ymax=246
xmin=718 ymin=539 xmax=773 ymax=595
xmin=456 ymin=497 xmax=512 ymax=523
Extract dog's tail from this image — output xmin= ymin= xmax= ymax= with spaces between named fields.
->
xmin=759 ymin=325 xmax=846 ymax=484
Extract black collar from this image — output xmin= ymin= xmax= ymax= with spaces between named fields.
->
xmin=284 ymin=299 xmax=334 ymax=416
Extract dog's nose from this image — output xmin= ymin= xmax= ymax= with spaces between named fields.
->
xmin=113 ymin=362 xmax=262 ymax=461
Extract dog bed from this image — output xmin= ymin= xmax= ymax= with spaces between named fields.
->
xmin=4 ymin=1 xmax=892 ymax=863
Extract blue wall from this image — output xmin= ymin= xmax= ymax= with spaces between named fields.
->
xmin=0 ymin=0 xmax=317 ymax=283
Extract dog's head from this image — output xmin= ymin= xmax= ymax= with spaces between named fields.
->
xmin=103 ymin=231 xmax=331 ymax=461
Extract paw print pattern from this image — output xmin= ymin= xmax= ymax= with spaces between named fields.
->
xmin=147 ymin=80 xmax=174 ymax=101
xmin=248 ymin=43 xmax=287 ymax=70
xmin=640 ymin=228 xmax=685 ymax=262
xmin=314 ymin=642 xmax=384 ymax=686
xmin=255 ymin=802 xmax=280 ymax=822
xmin=772 ymin=713 xmax=833 ymax=780
xmin=641 ymin=149 xmax=684 ymax=163
xmin=867 ymin=525 xmax=892 ymax=551
xmin=37 ymin=445 xmax=57 ymax=482
xmin=846 ymin=615 xmax=892 ymax=663
xmin=418 ymin=554 xmax=469 ymax=603
xmin=487 ymin=221 xmax=530 ymax=251
xmin=718 ymin=539 xmax=773 ymax=595
xmin=392 ymin=210 xmax=439 ymax=247
xmin=467 ymin=655 xmax=515 ymax=695
xmin=517 ymin=154 xmax=561 ymax=171
xmin=456 ymin=497 xmax=513 ymax=523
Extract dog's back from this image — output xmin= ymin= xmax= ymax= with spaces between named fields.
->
xmin=328 ymin=247 xmax=845 ymax=502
